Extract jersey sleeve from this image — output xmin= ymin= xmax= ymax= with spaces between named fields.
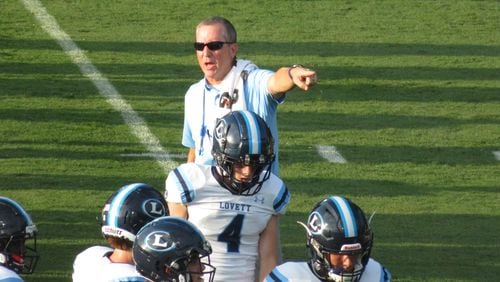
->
xmin=165 ymin=163 xmax=206 ymax=204
xmin=272 ymin=180 xmax=290 ymax=215
xmin=265 ymin=267 xmax=288 ymax=282
xmin=362 ymin=258 xmax=392 ymax=282
xmin=72 ymin=246 xmax=113 ymax=282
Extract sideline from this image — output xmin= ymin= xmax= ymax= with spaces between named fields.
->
xmin=21 ymin=0 xmax=177 ymax=174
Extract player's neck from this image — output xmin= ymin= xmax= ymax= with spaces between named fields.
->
xmin=108 ymin=248 xmax=133 ymax=264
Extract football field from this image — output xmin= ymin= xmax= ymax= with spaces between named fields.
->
xmin=1 ymin=0 xmax=499 ymax=281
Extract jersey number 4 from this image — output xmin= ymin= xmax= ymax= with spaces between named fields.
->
xmin=217 ymin=214 xmax=244 ymax=252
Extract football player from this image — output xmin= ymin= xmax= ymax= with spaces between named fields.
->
xmin=265 ymin=196 xmax=391 ymax=282
xmin=165 ymin=110 xmax=291 ymax=281
xmin=72 ymin=183 xmax=168 ymax=282
xmin=0 ymin=196 xmax=39 ymax=282
xmin=133 ymin=216 xmax=216 ymax=282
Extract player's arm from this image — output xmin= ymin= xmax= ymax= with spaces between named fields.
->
xmin=267 ymin=66 xmax=317 ymax=98
xmin=187 ymin=148 xmax=196 ymax=163
xmin=168 ymin=202 xmax=189 ymax=219
xmin=258 ymin=215 xmax=280 ymax=281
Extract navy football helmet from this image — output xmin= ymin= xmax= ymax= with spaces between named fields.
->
xmin=301 ymin=196 xmax=373 ymax=282
xmin=0 ymin=196 xmax=39 ymax=274
xmin=212 ymin=110 xmax=275 ymax=195
xmin=133 ymin=217 xmax=216 ymax=282
xmin=101 ymin=183 xmax=168 ymax=243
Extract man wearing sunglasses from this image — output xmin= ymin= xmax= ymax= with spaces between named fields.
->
xmin=183 ymin=16 xmax=317 ymax=176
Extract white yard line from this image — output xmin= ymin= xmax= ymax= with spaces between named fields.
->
xmin=493 ymin=151 xmax=500 ymax=161
xmin=316 ymin=145 xmax=347 ymax=163
xmin=21 ymin=0 xmax=177 ymax=174
xmin=121 ymin=153 xmax=186 ymax=159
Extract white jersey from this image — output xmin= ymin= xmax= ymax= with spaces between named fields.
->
xmin=165 ymin=163 xmax=291 ymax=282
xmin=265 ymin=259 xmax=391 ymax=282
xmin=0 ymin=265 xmax=23 ymax=282
xmin=72 ymin=246 xmax=146 ymax=282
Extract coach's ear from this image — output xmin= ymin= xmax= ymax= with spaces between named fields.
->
xmin=229 ymin=42 xmax=238 ymax=57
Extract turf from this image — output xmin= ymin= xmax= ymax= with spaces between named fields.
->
xmin=1 ymin=0 xmax=499 ymax=281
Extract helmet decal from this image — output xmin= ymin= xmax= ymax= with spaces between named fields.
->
xmin=329 ymin=196 xmax=358 ymax=238
xmin=240 ymin=110 xmax=261 ymax=154
xmin=214 ymin=118 xmax=225 ymax=140
xmin=144 ymin=231 xmax=176 ymax=252
xmin=142 ymin=199 xmax=166 ymax=218
xmin=340 ymin=243 xmax=362 ymax=252
xmin=308 ymin=211 xmax=325 ymax=235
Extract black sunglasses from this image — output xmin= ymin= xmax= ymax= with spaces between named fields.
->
xmin=194 ymin=41 xmax=233 ymax=51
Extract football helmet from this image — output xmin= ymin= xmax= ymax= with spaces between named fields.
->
xmin=133 ymin=216 xmax=216 ymax=282
xmin=301 ymin=196 xmax=373 ymax=282
xmin=212 ymin=110 xmax=275 ymax=195
xmin=101 ymin=183 xmax=168 ymax=243
xmin=0 ymin=196 xmax=39 ymax=274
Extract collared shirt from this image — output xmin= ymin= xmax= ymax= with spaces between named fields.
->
xmin=182 ymin=60 xmax=284 ymax=175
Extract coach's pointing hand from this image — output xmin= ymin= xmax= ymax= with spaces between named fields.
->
xmin=268 ymin=65 xmax=318 ymax=95
xmin=288 ymin=65 xmax=317 ymax=91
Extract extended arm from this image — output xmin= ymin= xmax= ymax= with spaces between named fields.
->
xmin=258 ymin=215 xmax=281 ymax=280
xmin=267 ymin=66 xmax=317 ymax=98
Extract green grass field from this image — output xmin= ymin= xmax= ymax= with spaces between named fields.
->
xmin=1 ymin=0 xmax=499 ymax=281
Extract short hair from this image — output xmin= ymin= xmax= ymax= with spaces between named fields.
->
xmin=196 ymin=16 xmax=237 ymax=43
xmin=105 ymin=235 xmax=133 ymax=250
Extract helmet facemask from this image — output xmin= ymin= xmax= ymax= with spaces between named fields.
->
xmin=0 ymin=232 xmax=39 ymax=274
xmin=164 ymin=252 xmax=216 ymax=282
xmin=308 ymin=237 xmax=365 ymax=282
xmin=215 ymin=153 xmax=274 ymax=196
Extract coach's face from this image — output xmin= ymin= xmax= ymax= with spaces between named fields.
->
xmin=195 ymin=23 xmax=238 ymax=85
